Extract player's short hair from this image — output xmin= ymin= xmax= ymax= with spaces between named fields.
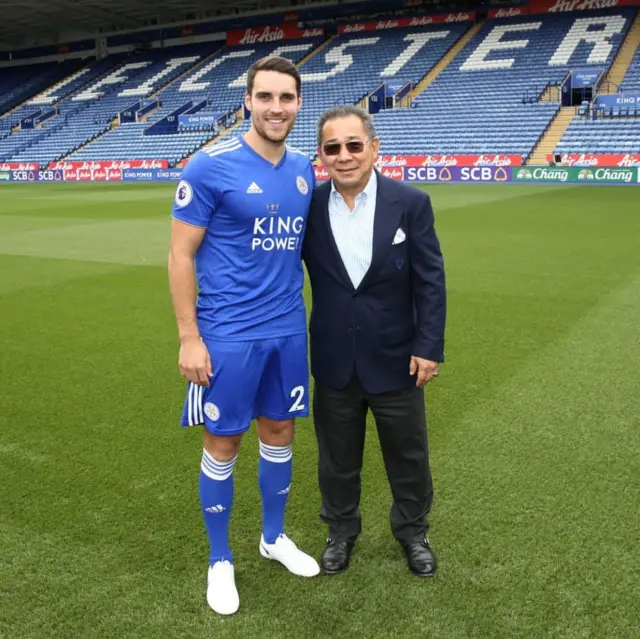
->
xmin=246 ymin=56 xmax=301 ymax=97
xmin=316 ymin=105 xmax=378 ymax=145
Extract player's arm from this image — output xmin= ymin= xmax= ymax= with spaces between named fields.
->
xmin=168 ymin=218 xmax=205 ymax=342
xmin=168 ymin=156 xmax=216 ymax=385
xmin=168 ymin=217 xmax=213 ymax=386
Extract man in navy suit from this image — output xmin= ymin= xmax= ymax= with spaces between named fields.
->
xmin=303 ymin=106 xmax=446 ymax=577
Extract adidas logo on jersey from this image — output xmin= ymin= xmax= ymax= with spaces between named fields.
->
xmin=246 ymin=182 xmax=263 ymax=194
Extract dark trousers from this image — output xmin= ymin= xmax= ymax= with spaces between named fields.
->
xmin=313 ymin=375 xmax=434 ymax=545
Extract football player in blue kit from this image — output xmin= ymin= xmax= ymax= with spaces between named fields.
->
xmin=168 ymin=56 xmax=318 ymax=616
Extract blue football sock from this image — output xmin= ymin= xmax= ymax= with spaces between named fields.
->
xmin=200 ymin=449 xmax=236 ymax=565
xmin=259 ymin=441 xmax=292 ymax=544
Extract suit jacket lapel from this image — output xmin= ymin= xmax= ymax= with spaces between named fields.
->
xmin=357 ymin=171 xmax=402 ymax=291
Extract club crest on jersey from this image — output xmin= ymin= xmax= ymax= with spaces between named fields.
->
xmin=296 ymin=175 xmax=308 ymax=195
xmin=175 ymin=180 xmax=193 ymax=208
xmin=204 ymin=402 xmax=220 ymax=422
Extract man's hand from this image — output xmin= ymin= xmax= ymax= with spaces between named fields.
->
xmin=409 ymin=356 xmax=439 ymax=387
xmin=179 ymin=337 xmax=213 ymax=386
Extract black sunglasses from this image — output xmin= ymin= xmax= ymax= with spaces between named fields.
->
xmin=322 ymin=138 xmax=370 ymax=156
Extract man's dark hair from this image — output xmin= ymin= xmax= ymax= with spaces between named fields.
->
xmin=246 ymin=55 xmax=301 ymax=96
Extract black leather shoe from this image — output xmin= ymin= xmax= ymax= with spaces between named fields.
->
xmin=402 ymin=538 xmax=437 ymax=577
xmin=321 ymin=538 xmax=354 ymax=575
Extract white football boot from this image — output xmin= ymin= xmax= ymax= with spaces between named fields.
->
xmin=206 ymin=560 xmax=239 ymax=615
xmin=259 ymin=533 xmax=320 ymax=577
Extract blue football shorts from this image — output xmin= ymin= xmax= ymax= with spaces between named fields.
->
xmin=179 ymin=333 xmax=309 ymax=436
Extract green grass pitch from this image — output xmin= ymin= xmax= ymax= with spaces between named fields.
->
xmin=1 ymin=182 xmax=639 ymax=638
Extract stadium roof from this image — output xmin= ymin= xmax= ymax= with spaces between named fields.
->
xmin=0 ymin=0 xmax=299 ymax=49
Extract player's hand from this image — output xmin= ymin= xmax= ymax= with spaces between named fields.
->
xmin=409 ymin=356 xmax=439 ymax=387
xmin=179 ymin=337 xmax=213 ymax=386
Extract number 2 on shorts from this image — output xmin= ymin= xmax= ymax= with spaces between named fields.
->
xmin=289 ymin=385 xmax=305 ymax=412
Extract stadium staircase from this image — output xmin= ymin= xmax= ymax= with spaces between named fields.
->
xmin=600 ymin=12 xmax=640 ymax=94
xmin=410 ymin=21 xmax=483 ymax=100
xmin=538 ymin=85 xmax=561 ymax=103
xmin=199 ymin=107 xmax=243 ymax=152
xmin=298 ymin=35 xmax=337 ymax=66
xmin=526 ymin=106 xmax=575 ymax=165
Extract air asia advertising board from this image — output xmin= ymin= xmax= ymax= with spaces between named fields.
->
xmin=226 ymin=24 xmax=324 ymax=45
xmin=530 ymin=0 xmax=640 ymax=13
xmin=338 ymin=13 xmax=476 ymax=33
xmin=375 ymin=154 xmax=523 ymax=167
xmin=48 ymin=160 xmax=169 ymax=170
xmin=490 ymin=0 xmax=640 ymax=17
xmin=546 ymin=153 xmax=640 ymax=166
xmin=0 ymin=162 xmax=40 ymax=171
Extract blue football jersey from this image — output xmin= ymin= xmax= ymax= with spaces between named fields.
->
xmin=171 ymin=135 xmax=315 ymax=341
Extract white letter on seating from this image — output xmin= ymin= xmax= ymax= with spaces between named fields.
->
xmin=460 ymin=23 xmax=542 ymax=71
xmin=548 ymin=15 xmax=626 ymax=66
xmin=229 ymin=44 xmax=313 ymax=87
xmin=179 ymin=51 xmax=254 ymax=92
xmin=119 ymin=57 xmax=200 ymax=97
xmin=300 ymin=38 xmax=380 ymax=83
xmin=381 ymin=32 xmax=449 ymax=78
xmin=72 ymin=63 xmax=152 ymax=101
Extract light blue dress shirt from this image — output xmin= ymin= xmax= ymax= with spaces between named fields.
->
xmin=328 ymin=170 xmax=377 ymax=289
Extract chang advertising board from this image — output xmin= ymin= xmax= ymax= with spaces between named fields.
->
xmin=404 ymin=166 xmax=512 ymax=182
xmin=514 ymin=166 xmax=637 ymax=183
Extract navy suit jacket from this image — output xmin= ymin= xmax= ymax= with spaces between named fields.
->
xmin=303 ymin=170 xmax=447 ymax=394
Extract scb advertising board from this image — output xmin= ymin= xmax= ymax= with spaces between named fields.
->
xmin=404 ymin=166 xmax=513 ymax=182
xmin=8 ymin=169 xmax=65 ymax=182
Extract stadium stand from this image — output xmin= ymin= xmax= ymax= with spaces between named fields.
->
xmin=552 ymin=11 xmax=640 ymax=160
xmin=0 ymin=59 xmax=87 ymax=123
xmin=230 ymin=22 xmax=473 ymax=157
xmin=0 ymin=7 xmax=639 ymax=166
xmin=0 ymin=54 xmax=131 ymax=160
xmin=620 ymin=34 xmax=640 ymax=92
xmin=4 ymin=45 xmax=216 ymax=165
xmin=65 ymin=37 xmax=325 ymax=165
xmin=376 ymin=10 xmax=636 ymax=162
